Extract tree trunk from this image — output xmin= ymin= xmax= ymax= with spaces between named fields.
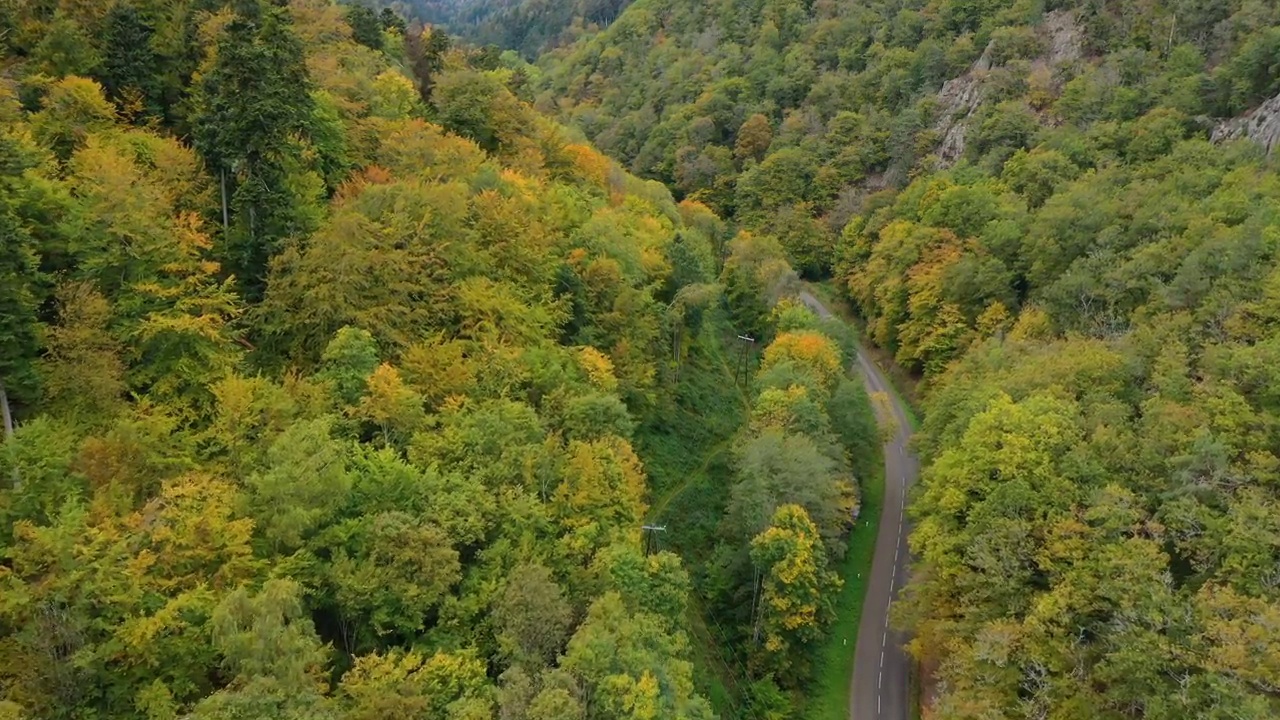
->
xmin=0 ymin=378 xmax=19 ymax=490
xmin=220 ymin=167 xmax=230 ymax=231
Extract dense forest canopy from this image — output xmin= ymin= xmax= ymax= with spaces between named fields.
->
xmin=7 ymin=0 xmax=1280 ymax=717
xmin=355 ymin=0 xmax=633 ymax=58
xmin=527 ymin=0 xmax=1280 ymax=717
xmin=0 ymin=0 xmax=887 ymax=718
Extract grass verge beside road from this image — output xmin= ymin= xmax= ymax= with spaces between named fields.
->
xmin=805 ymin=449 xmax=884 ymax=720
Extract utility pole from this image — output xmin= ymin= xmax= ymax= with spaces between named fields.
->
xmin=641 ymin=525 xmax=666 ymax=556
xmin=734 ymin=334 xmax=756 ymax=385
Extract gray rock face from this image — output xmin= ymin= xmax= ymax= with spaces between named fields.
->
xmin=932 ymin=44 xmax=992 ymax=166
xmin=1044 ymin=9 xmax=1083 ymax=66
xmin=1212 ymin=94 xmax=1280 ymax=154
xmin=930 ymin=9 xmax=1081 ymax=168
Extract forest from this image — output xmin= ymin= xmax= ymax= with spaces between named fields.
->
xmin=359 ymin=0 xmax=632 ymax=58
xmin=0 ymin=0 xmax=885 ymax=718
xmin=5 ymin=0 xmax=1280 ymax=718
xmin=529 ymin=0 xmax=1280 ymax=717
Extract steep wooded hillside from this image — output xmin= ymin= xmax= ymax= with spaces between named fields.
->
xmin=359 ymin=0 xmax=631 ymax=57
xmin=534 ymin=0 xmax=1280 ymax=717
xmin=536 ymin=1 xmax=1280 ymax=274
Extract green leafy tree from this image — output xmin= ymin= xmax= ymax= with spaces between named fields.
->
xmin=431 ymin=69 xmax=526 ymax=154
xmin=0 ymin=191 xmax=40 ymax=418
xmin=560 ymin=592 xmax=714 ymax=720
xmin=245 ymin=417 xmax=351 ymax=554
xmin=495 ymin=563 xmax=574 ymax=667
xmin=30 ymin=76 xmax=116 ymax=162
xmin=330 ymin=512 xmax=460 ymax=643
xmin=748 ymin=504 xmax=840 ymax=685
xmin=318 ymin=327 xmax=380 ymax=405
xmin=726 ymin=428 xmax=852 ymax=558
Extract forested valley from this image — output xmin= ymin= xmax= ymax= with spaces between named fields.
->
xmin=527 ymin=0 xmax=1280 ymax=717
xmin=4 ymin=0 xmax=1280 ymax=719
xmin=0 ymin=0 xmax=884 ymax=719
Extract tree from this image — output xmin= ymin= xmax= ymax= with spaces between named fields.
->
xmin=29 ymin=13 xmax=100 ymax=78
xmin=98 ymin=4 xmax=161 ymax=120
xmin=735 ymin=114 xmax=773 ymax=164
xmin=379 ymin=9 xmax=406 ymax=34
xmin=0 ymin=180 xmax=41 ymax=420
xmin=726 ymin=428 xmax=853 ymax=557
xmin=2 ymin=472 xmax=260 ymax=716
xmin=64 ymin=136 xmax=243 ymax=410
xmin=592 ymin=545 xmax=692 ymax=629
xmin=767 ymin=204 xmax=833 ymax=278
xmin=245 ymin=417 xmax=351 ymax=554
xmin=734 ymin=147 xmax=816 ymax=222
xmin=38 ymin=282 xmax=124 ymax=425
xmin=560 ymin=592 xmax=714 ymax=720
xmin=495 ymin=563 xmax=573 ymax=667
xmin=338 ymin=649 xmax=495 ymax=720
xmin=749 ymin=504 xmax=840 ymax=685
xmin=192 ymin=0 xmax=317 ymax=297
xmin=405 ymin=27 xmax=451 ymax=103
xmin=345 ymin=5 xmax=384 ymax=50
xmin=330 ymin=512 xmax=460 ymax=642
xmin=351 ymin=363 xmax=424 ymax=444
xmin=30 ymin=76 xmax=116 ymax=161
xmin=318 ymin=327 xmax=380 ymax=405
xmin=760 ymin=331 xmax=843 ymax=393
xmin=192 ymin=579 xmax=335 ymax=719
xmin=552 ymin=437 xmax=648 ymax=564
xmin=827 ymin=378 xmax=879 ymax=481
xmin=370 ymin=71 xmax=421 ymax=119
xmin=432 ymin=69 xmax=525 ymax=154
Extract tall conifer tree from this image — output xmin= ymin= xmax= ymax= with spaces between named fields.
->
xmin=193 ymin=0 xmax=314 ymax=298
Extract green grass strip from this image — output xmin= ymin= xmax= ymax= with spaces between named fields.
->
xmin=803 ymin=442 xmax=884 ymax=720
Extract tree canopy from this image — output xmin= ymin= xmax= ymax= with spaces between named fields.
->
xmin=0 ymin=2 xmax=732 ymax=717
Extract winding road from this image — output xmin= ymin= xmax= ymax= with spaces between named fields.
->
xmin=799 ymin=290 xmax=918 ymax=720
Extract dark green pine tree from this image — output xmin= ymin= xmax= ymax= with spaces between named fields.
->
xmin=0 ymin=139 xmax=41 ymax=419
xmin=406 ymin=27 xmax=451 ymax=104
xmin=193 ymin=0 xmax=315 ymax=299
xmin=345 ymin=4 xmax=383 ymax=50
xmin=98 ymin=4 xmax=161 ymax=120
xmin=379 ymin=8 xmax=406 ymax=34
xmin=723 ymin=263 xmax=769 ymax=339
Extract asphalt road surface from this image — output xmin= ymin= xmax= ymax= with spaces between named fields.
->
xmin=798 ymin=290 xmax=918 ymax=720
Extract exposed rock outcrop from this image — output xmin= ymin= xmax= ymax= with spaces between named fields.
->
xmin=1211 ymin=94 xmax=1280 ymax=154
xmin=931 ymin=9 xmax=1081 ymax=167
xmin=932 ymin=44 xmax=992 ymax=166
xmin=1044 ymin=9 xmax=1083 ymax=66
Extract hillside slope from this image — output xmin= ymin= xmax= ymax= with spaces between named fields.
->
xmin=536 ymin=1 xmax=1280 ymax=273
xmin=534 ymin=0 xmax=1280 ymax=717
xmin=362 ymin=0 xmax=632 ymax=57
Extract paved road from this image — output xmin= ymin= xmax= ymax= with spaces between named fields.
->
xmin=798 ymin=291 xmax=918 ymax=720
